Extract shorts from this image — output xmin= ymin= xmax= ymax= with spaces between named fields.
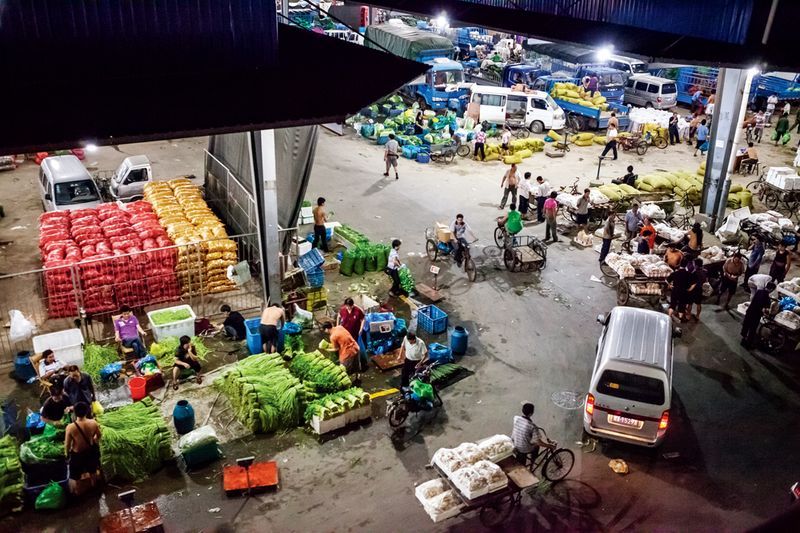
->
xmin=575 ymin=213 xmax=589 ymax=225
xmin=342 ymin=356 xmax=358 ymax=374
xmin=386 ymin=154 xmax=398 ymax=168
xmin=690 ymin=289 xmax=704 ymax=305
xmin=669 ymin=293 xmax=687 ymax=311
xmin=502 ymin=143 xmax=509 ymax=150
xmin=720 ymin=276 xmax=738 ymax=295
xmin=696 ymin=139 xmax=706 ymax=149
xmin=260 ymin=324 xmax=279 ymax=351
xmin=69 ymin=447 xmax=100 ymax=480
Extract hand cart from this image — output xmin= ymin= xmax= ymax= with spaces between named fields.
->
xmin=617 ymin=133 xmax=648 ymax=155
xmin=600 ymin=262 xmax=669 ymax=306
xmin=427 ymin=142 xmax=459 ymax=164
xmin=503 ymin=234 xmax=547 ymax=272
xmin=753 ymin=181 xmax=800 ymax=217
xmin=735 ymin=298 xmax=800 ymax=354
xmin=431 ymin=458 xmax=538 ymax=527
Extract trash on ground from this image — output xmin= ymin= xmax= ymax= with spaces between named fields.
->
xmin=609 ymin=459 xmax=629 ymax=475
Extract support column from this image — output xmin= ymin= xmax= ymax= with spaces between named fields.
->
xmin=250 ymin=130 xmax=282 ymax=304
xmin=701 ymin=68 xmax=755 ymax=230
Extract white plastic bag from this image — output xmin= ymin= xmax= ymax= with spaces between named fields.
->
xmin=9 ymin=310 xmax=36 ymax=343
xmin=178 ymin=425 xmax=219 ymax=453
xmin=292 ymin=304 xmax=313 ymax=328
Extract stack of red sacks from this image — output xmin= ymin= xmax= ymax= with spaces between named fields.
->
xmin=38 ymin=201 xmax=180 ymax=318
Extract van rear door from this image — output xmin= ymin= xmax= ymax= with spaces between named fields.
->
xmin=590 ymin=367 xmax=668 ymax=444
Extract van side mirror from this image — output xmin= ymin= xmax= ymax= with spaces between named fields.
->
xmin=44 ymin=193 xmax=51 ymax=200
xmin=596 ymin=313 xmax=607 ymax=325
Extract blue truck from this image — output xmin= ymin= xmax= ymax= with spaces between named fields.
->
xmin=650 ymin=66 xmax=800 ymax=110
xmin=464 ymin=63 xmax=550 ymax=88
xmin=531 ymin=75 xmax=631 ymax=131
xmin=364 ymin=24 xmax=469 ymax=112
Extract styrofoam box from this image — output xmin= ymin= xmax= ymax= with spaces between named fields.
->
xmin=300 ymin=206 xmax=313 ymax=219
xmin=310 ymin=404 xmax=371 ymax=435
xmin=32 ymin=329 xmax=85 ymax=368
xmin=324 ymin=221 xmax=341 ymax=237
xmin=488 ymin=478 xmax=509 ymax=493
xmin=424 ymin=504 xmax=463 ymax=523
xmin=147 ymin=304 xmax=196 ymax=342
xmin=291 ymin=240 xmax=312 ymax=257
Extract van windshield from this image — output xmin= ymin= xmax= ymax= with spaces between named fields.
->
xmin=597 ymin=369 xmax=665 ymax=405
xmin=55 ymin=179 xmax=100 ymax=205
xmin=631 ymin=63 xmax=649 ymax=74
xmin=662 ymin=83 xmax=677 ymax=94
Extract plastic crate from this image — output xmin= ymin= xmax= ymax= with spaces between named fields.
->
xmin=298 ymin=248 xmax=324 ymax=272
xmin=22 ymin=458 xmax=67 ymax=488
xmin=417 ymin=305 xmax=448 ymax=335
xmin=146 ymin=304 xmax=196 ymax=342
xmin=23 ymin=465 xmax=69 ymax=507
xmin=32 ymin=329 xmax=84 ymax=368
xmin=305 ymin=267 xmax=325 ymax=288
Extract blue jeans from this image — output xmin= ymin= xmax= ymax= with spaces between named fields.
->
xmin=599 ymin=238 xmax=612 ymax=263
xmin=122 ymin=337 xmax=146 ymax=358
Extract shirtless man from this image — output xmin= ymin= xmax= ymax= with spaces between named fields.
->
xmin=260 ymin=304 xmax=285 ymax=354
xmin=65 ymin=402 xmax=101 ymax=495
xmin=312 ymin=197 xmax=329 ymax=253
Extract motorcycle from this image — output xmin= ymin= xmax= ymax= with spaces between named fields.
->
xmin=386 ymin=362 xmax=444 ymax=428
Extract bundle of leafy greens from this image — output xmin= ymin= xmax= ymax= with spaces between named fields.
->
xmin=150 ymin=308 xmax=193 ymax=325
xmin=149 ymin=336 xmax=210 ymax=367
xmin=215 ymin=353 xmax=309 ymax=433
xmin=97 ymin=398 xmax=172 ymax=482
xmin=303 ymin=387 xmax=371 ymax=422
xmin=289 ymin=351 xmax=352 ymax=394
xmin=19 ymin=433 xmax=65 ymax=465
xmin=83 ymin=343 xmax=119 ymax=382
xmin=0 ymin=436 xmax=23 ymax=514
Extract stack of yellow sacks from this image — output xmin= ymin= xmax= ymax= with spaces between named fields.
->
xmin=568 ymin=132 xmax=595 ymax=147
xmin=549 ymin=82 xmax=609 ymax=111
xmin=481 ymin=138 xmax=545 ymax=164
xmin=596 ymin=183 xmax=641 ymax=201
xmin=144 ymin=179 xmax=238 ymax=295
xmin=641 ymin=123 xmax=669 ymax=141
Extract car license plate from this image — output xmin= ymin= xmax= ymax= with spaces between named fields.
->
xmin=608 ymin=414 xmax=643 ymax=429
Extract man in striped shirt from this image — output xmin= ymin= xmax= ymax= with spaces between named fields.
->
xmin=511 ymin=403 xmax=555 ymax=464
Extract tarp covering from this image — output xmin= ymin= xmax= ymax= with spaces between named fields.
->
xmin=528 ymin=43 xmax=596 ymax=65
xmin=364 ymin=24 xmax=454 ymax=61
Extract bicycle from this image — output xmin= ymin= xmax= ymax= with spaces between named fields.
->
xmin=424 ymin=228 xmax=478 ymax=282
xmin=643 ymin=129 xmax=668 ymax=149
xmin=558 ymin=177 xmax=580 ymax=195
xmin=665 ymin=192 xmax=696 ymax=230
xmin=519 ymin=433 xmax=575 ymax=482
xmin=745 ymin=171 xmax=766 ymax=201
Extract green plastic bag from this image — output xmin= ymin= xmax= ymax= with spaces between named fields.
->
xmin=376 ymin=245 xmax=388 ymax=271
xmin=339 ymin=250 xmax=355 ymax=276
xmin=353 ymin=252 xmax=366 ymax=276
xmin=35 ymin=481 xmax=66 ymax=510
xmin=782 ymin=132 xmax=792 ymax=145
xmin=410 ymin=380 xmax=435 ymax=402
xmin=771 ymin=130 xmax=779 ymax=142
xmin=365 ymin=250 xmax=378 ymax=272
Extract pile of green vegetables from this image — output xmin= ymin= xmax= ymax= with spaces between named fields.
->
xmin=336 ymin=225 xmax=370 ymax=246
xmin=304 ymin=387 xmax=370 ymax=422
xmin=19 ymin=429 xmax=65 ymax=465
xmin=83 ymin=343 xmax=119 ymax=381
xmin=0 ymin=436 xmax=23 ymax=515
xmin=289 ymin=351 xmax=352 ymax=394
xmin=149 ymin=336 xmax=210 ymax=367
xmin=97 ymin=398 xmax=172 ymax=482
xmin=399 ymin=266 xmax=416 ymax=294
xmin=150 ymin=308 xmax=193 ymax=325
xmin=283 ymin=334 xmax=305 ymax=356
xmin=215 ymin=353 xmax=309 ymax=433
xmin=340 ymin=243 xmax=390 ymax=277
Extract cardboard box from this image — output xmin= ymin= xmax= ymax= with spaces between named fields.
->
xmin=291 ymin=239 xmax=312 ymax=257
xmin=435 ymin=222 xmax=452 ymax=243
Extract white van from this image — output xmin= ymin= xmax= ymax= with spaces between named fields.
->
xmin=624 ymin=75 xmax=678 ymax=109
xmin=584 ymin=307 xmax=675 ymax=447
xmin=605 ymin=54 xmax=649 ymax=76
xmin=469 ymin=85 xmax=565 ymax=133
xmin=39 ymin=155 xmax=102 ymax=212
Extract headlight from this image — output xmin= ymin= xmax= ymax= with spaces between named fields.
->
xmin=432 ymin=97 xmax=446 ymax=102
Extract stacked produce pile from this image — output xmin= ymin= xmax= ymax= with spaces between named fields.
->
xmin=338 ymin=225 xmax=391 ymax=277
xmin=557 ymin=189 xmax=611 ymax=210
xmin=597 ymin=183 xmax=642 ymax=202
xmin=289 ymin=351 xmax=352 ymax=394
xmin=303 ymin=387 xmax=370 ymax=422
xmin=699 ymin=246 xmax=727 ymax=265
xmin=603 ymin=253 xmax=636 ymax=278
xmin=0 ymin=436 xmax=23 ymax=515
xmin=149 ymin=335 xmax=209 ymax=368
xmin=653 ymin=222 xmax=686 ymax=242
xmin=778 ymin=277 xmax=800 ymax=296
xmin=549 ymin=82 xmax=610 ymax=111
xmin=415 ymin=479 xmax=464 ymax=522
xmin=20 ymin=427 xmax=65 ymax=466
xmin=726 ymin=184 xmax=753 ymax=209
xmin=488 ymin=138 xmax=544 ymax=164
xmin=639 ymin=261 xmax=673 ymax=278
xmin=215 ymin=353 xmax=307 ymax=433
xmin=144 ymin=179 xmax=238 ymax=296
xmin=97 ymin=397 xmax=172 ymax=482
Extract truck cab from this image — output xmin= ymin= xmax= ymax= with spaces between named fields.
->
xmin=413 ymin=58 xmax=469 ymax=111
xmin=503 ymin=65 xmax=550 ymax=88
xmin=101 ymin=155 xmax=152 ymax=202
xmin=574 ymin=65 xmax=628 ymax=104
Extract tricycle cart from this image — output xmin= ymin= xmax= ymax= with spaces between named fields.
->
xmin=617 ymin=133 xmax=648 ymax=156
xmin=600 ymin=262 xmax=669 ymax=306
xmin=754 ymin=181 xmax=800 ymax=216
xmin=424 ymin=226 xmax=477 ymax=282
xmin=427 ymin=142 xmax=459 ymax=164
xmin=503 ymin=234 xmax=547 ymax=272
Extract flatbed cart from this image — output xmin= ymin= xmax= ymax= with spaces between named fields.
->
xmin=599 ymin=263 xmax=669 ymax=306
xmin=735 ymin=298 xmax=800 ymax=354
xmin=503 ymin=234 xmax=547 ymax=272
xmin=561 ymin=203 xmax=614 ymax=230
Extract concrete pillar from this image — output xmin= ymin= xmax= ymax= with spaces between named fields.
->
xmin=250 ymin=130 xmax=283 ymax=304
xmin=700 ymin=68 xmax=755 ymax=230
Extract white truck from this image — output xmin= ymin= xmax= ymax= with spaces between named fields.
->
xmin=94 ymin=155 xmax=153 ymax=202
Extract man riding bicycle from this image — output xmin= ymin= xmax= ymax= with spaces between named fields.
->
xmin=511 ymin=403 xmax=556 ymax=465
xmin=450 ymin=214 xmax=475 ymax=267
xmin=497 ymin=203 xmax=523 ymax=246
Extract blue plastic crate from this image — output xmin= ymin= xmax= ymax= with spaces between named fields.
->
xmin=418 ymin=305 xmax=448 ymax=334
xmin=298 ymin=248 xmax=324 ymax=272
xmin=245 ymin=318 xmax=261 ymax=354
xmin=428 ymin=343 xmax=453 ymax=364
xmin=306 ymin=266 xmax=325 ymax=288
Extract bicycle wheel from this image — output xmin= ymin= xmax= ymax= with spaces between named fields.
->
xmin=542 ymin=448 xmax=575 ymax=482
xmin=745 ymin=180 xmax=762 ymax=195
xmin=465 ymin=257 xmax=477 ymax=282
xmin=617 ymin=281 xmax=630 ymax=305
xmin=600 ymin=262 xmax=618 ymax=278
xmin=503 ymin=249 xmax=517 ymax=271
xmin=655 ymin=136 xmax=668 ymax=149
xmin=444 ymin=150 xmax=456 ymax=164
xmin=764 ymin=190 xmax=780 ymax=210
xmin=425 ymin=239 xmax=439 ymax=261
xmin=516 ymin=128 xmax=530 ymax=139
xmin=388 ymin=402 xmax=409 ymax=428
xmin=479 ymin=493 xmax=516 ymax=527
xmin=636 ymin=142 xmax=648 ymax=156
xmin=532 ymin=241 xmax=547 ymax=270
xmin=494 ymin=226 xmax=505 ymax=247
xmin=457 ymin=144 xmax=471 ymax=157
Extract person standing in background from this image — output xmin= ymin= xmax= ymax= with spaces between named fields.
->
xmin=399 ymin=331 xmax=428 ymax=387
xmin=337 ymin=298 xmax=365 ymax=347
xmin=599 ymin=212 xmax=615 ymax=264
xmin=601 ymin=125 xmax=619 ymax=160
xmin=607 ymin=112 xmax=619 ymax=131
xmin=260 ymin=304 xmax=285 ymax=354
xmin=473 ymin=128 xmax=486 ymax=161
xmin=499 ymin=163 xmax=520 ymax=209
xmin=691 ymin=88 xmax=704 ymax=114
xmin=775 ymin=113 xmax=790 ymax=146
xmin=543 ymin=191 xmax=559 ymax=243
xmin=783 ymin=101 xmax=791 ymax=117
xmin=534 ymin=176 xmax=550 ymax=223
xmin=386 ymin=239 xmax=408 ymax=298
xmin=743 ymin=236 xmax=765 ymax=287
xmin=668 ymin=112 xmax=680 ymax=145
xmin=383 ymin=133 xmax=400 ymax=179
xmin=693 ymin=119 xmax=709 ymax=156
xmin=501 ymin=126 xmax=512 ymax=154
xmin=741 ymin=282 xmax=776 ymax=347
xmin=312 ymin=197 xmax=329 ymax=253
xmin=769 ymin=242 xmax=791 ymax=282
xmin=754 ymin=110 xmax=766 ymax=143
xmin=575 ymin=188 xmax=590 ymax=233
xmin=517 ymin=172 xmax=532 ymax=220
xmin=766 ymin=93 xmax=778 ymax=124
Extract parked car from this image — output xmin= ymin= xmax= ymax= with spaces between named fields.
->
xmin=39 ymin=155 xmax=102 ymax=212
xmin=624 ymin=75 xmax=678 ymax=109
xmin=469 ymin=84 xmax=566 ymax=132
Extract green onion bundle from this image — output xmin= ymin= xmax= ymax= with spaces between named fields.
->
xmin=303 ymin=387 xmax=371 ymax=422
xmin=149 ymin=336 xmax=209 ymax=368
xmin=0 ymin=436 xmax=23 ymax=515
xmin=150 ymin=309 xmax=193 ymax=325
xmin=97 ymin=398 xmax=172 ymax=482
xmin=289 ymin=351 xmax=352 ymax=394
xmin=83 ymin=343 xmax=119 ymax=382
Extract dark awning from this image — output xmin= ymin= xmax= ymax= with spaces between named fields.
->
xmin=527 ymin=43 xmax=596 ymax=65
xmin=0 ymin=24 xmax=428 ymax=154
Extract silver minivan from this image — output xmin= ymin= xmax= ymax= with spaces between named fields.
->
xmin=39 ymin=155 xmax=102 ymax=212
xmin=624 ymin=75 xmax=678 ymax=109
xmin=584 ymin=307 xmax=674 ymax=447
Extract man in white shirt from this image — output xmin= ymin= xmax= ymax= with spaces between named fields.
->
xmin=383 ymin=133 xmax=400 ymax=180
xmin=601 ymin=125 xmax=619 ymax=160
xmin=517 ymin=172 xmax=533 ymax=220
xmin=534 ymin=175 xmax=551 ymax=223
xmin=400 ymin=332 xmax=428 ymax=387
xmin=748 ymin=273 xmax=773 ymax=300
xmin=783 ymin=102 xmax=791 ymax=116
xmin=501 ymin=127 xmax=512 ymax=153
xmin=766 ymin=93 xmax=778 ymax=124
xmin=38 ymin=349 xmax=64 ymax=381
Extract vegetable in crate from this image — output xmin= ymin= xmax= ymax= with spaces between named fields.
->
xmin=303 ymin=387 xmax=371 ymax=422
xmin=150 ymin=308 xmax=193 ymax=325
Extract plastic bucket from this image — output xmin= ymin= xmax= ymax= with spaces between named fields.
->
xmin=129 ymin=376 xmax=147 ymax=401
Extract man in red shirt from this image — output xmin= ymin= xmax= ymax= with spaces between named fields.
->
xmin=543 ymin=191 xmax=559 ymax=243
xmin=640 ymin=216 xmax=656 ymax=250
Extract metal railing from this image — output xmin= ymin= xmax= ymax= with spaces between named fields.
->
xmin=0 ymin=233 xmax=264 ymax=363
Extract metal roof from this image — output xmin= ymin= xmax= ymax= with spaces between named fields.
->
xmin=601 ymin=307 xmax=672 ymax=374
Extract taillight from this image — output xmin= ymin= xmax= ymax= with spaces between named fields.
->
xmin=657 ymin=97 xmax=662 ymax=103
xmin=658 ymin=410 xmax=669 ymax=431
xmin=585 ymin=394 xmax=595 ymax=416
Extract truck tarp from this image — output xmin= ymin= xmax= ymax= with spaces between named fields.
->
xmin=364 ymin=24 xmax=453 ymax=62
xmin=528 ymin=43 xmax=596 ymax=65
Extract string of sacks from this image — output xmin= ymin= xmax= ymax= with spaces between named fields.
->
xmin=144 ymin=179 xmax=238 ymax=295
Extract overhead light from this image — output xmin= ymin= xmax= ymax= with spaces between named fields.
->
xmin=747 ymin=66 xmax=761 ymax=76
xmin=85 ymin=143 xmax=98 ymax=153
xmin=435 ymin=14 xmax=448 ymax=28
xmin=596 ymin=45 xmax=613 ymax=62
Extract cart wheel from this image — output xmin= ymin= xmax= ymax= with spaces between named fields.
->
xmin=465 ymin=257 xmax=477 ymax=282
xmin=494 ymin=226 xmax=505 ymax=247
xmin=457 ymin=144 xmax=471 ymax=157
xmin=617 ymin=281 xmax=630 ymax=305
xmin=655 ymin=136 xmax=668 ymax=149
xmin=425 ymin=239 xmax=439 ymax=262
xmin=764 ymin=190 xmax=780 ymax=210
xmin=636 ymin=142 xmax=648 ymax=156
xmin=745 ymin=180 xmax=762 ymax=195
xmin=543 ymin=448 xmax=575 ymax=482
xmin=444 ymin=150 xmax=456 ymax=164
xmin=600 ymin=262 xmax=618 ymax=280
xmin=532 ymin=241 xmax=547 ymax=270
xmin=479 ymin=493 xmax=515 ymax=527
xmin=387 ymin=401 xmax=409 ymax=428
xmin=503 ymin=249 xmax=516 ymax=271
xmin=516 ymin=128 xmax=530 ymax=139
xmin=758 ymin=323 xmax=786 ymax=354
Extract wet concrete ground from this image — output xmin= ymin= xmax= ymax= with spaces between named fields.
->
xmin=2 ymin=129 xmax=800 ymax=531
